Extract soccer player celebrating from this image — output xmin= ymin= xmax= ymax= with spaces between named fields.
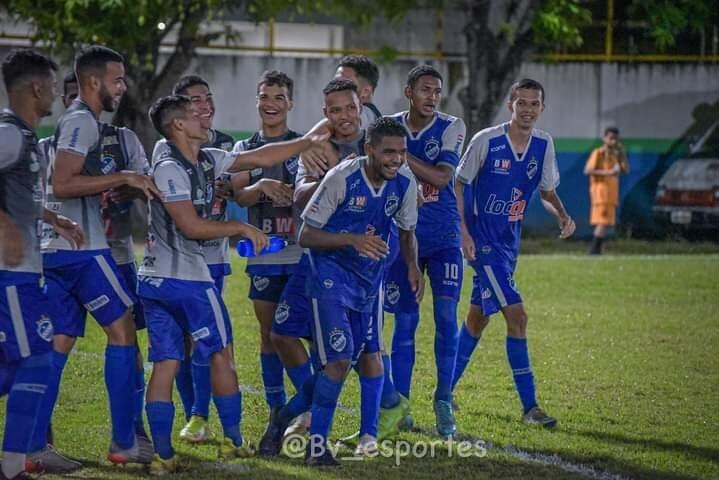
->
xmin=335 ymin=55 xmax=382 ymax=131
xmin=452 ymin=78 xmax=575 ymax=428
xmin=30 ymin=45 xmax=160 ymax=468
xmin=153 ymin=75 xmax=236 ymax=444
xmin=0 ymin=48 xmax=84 ymax=480
xmin=141 ymin=94 xmax=328 ymax=474
xmin=383 ymin=64 xmax=466 ymax=438
xmin=230 ymin=70 xmax=305 ymax=453
xmin=299 ymin=117 xmax=421 ymax=466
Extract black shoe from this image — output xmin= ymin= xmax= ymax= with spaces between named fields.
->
xmin=305 ymin=443 xmax=339 ymax=467
xmin=259 ymin=406 xmax=288 ymax=457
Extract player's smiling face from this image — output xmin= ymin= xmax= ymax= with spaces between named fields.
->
xmin=184 ymin=84 xmax=215 ymax=130
xmin=181 ymin=105 xmax=209 ymax=143
xmin=508 ymin=88 xmax=544 ymax=129
xmin=99 ymin=61 xmax=126 ymax=113
xmin=323 ymin=89 xmax=361 ymax=139
xmin=367 ymin=135 xmax=407 ymax=182
xmin=257 ymin=83 xmax=292 ymax=128
xmin=407 ymin=75 xmax=442 ymax=118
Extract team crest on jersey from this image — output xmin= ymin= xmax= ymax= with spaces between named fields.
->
xmin=386 ymin=282 xmax=400 ymax=305
xmin=384 ymin=192 xmax=400 ymax=216
xmin=205 ymin=183 xmax=214 ymax=205
xmin=424 ymin=138 xmax=440 ymax=160
xmin=100 ymin=155 xmax=117 ymax=175
xmin=253 ymin=275 xmax=270 ymax=292
xmin=29 ymin=151 xmax=40 ymax=173
xmin=347 ymin=195 xmax=367 ymax=212
xmin=275 ymin=303 xmax=290 ymax=324
xmin=286 ymin=156 xmax=299 ymax=175
xmin=492 ymin=158 xmax=511 ymax=175
xmin=323 ymin=278 xmax=334 ymax=289
xmin=329 ymin=328 xmax=347 ymax=352
xmin=512 ymin=187 xmax=522 ymax=201
xmin=527 ymin=156 xmax=538 ymax=180
xmin=200 ymin=159 xmax=214 ymax=172
xmin=36 ymin=315 xmax=53 ymax=342
xmin=194 ymin=186 xmax=205 ymax=205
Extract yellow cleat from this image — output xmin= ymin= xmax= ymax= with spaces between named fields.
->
xmin=148 ymin=454 xmax=180 ymax=476
xmin=377 ymin=394 xmax=410 ymax=441
xmin=179 ymin=416 xmax=211 ymax=443
xmin=218 ymin=437 xmax=256 ymax=460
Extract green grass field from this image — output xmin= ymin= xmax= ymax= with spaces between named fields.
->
xmin=2 ymin=252 xmax=718 ymax=479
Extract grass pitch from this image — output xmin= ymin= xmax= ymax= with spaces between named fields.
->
xmin=1 ymin=252 xmax=717 ymax=479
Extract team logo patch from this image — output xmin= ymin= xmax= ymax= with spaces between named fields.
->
xmin=508 ymin=274 xmax=518 ymax=292
xmin=200 ymin=159 xmax=214 ymax=172
xmin=167 ymin=179 xmax=177 ymax=195
xmin=253 ymin=275 xmax=270 ymax=292
xmin=286 ymin=156 xmax=299 ymax=175
xmin=194 ymin=186 xmax=205 ymax=205
xmin=481 ymin=288 xmax=492 ymax=300
xmin=386 ymin=282 xmax=400 ymax=305
xmin=36 ymin=315 xmax=53 ymax=342
xmin=384 ymin=192 xmax=400 ymax=216
xmin=323 ymin=279 xmax=334 ymax=289
xmin=527 ymin=156 xmax=538 ymax=179
xmin=481 ymin=245 xmax=492 ymax=255
xmin=275 ymin=303 xmax=290 ymax=324
xmin=29 ymin=152 xmax=40 ymax=173
xmin=192 ymin=327 xmax=210 ymax=341
xmin=329 ymin=328 xmax=347 ymax=352
xmin=84 ymin=295 xmax=109 ymax=312
xmin=424 ymin=138 xmax=440 ymax=160
xmin=101 ymin=155 xmax=117 ymax=175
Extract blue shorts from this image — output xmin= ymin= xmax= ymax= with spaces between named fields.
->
xmin=117 ymin=262 xmax=145 ymax=330
xmin=469 ymin=262 xmax=522 ymax=316
xmin=272 ymin=262 xmax=311 ymax=339
xmin=248 ymin=274 xmax=290 ymax=303
xmin=208 ymin=264 xmax=229 ymax=295
xmin=139 ymin=277 xmax=233 ymax=363
xmin=44 ymin=251 xmax=134 ymax=337
xmin=0 ymin=276 xmax=54 ymax=363
xmin=384 ymin=247 xmax=464 ymax=314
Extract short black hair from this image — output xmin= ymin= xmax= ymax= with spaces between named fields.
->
xmin=323 ymin=78 xmax=358 ymax=96
xmin=172 ymin=75 xmax=210 ymax=96
xmin=149 ymin=95 xmax=192 ymax=139
xmin=367 ymin=117 xmax=407 ymax=146
xmin=63 ymin=72 xmax=77 ymax=94
xmin=74 ymin=45 xmax=124 ymax=81
xmin=257 ymin=70 xmax=294 ymax=100
xmin=338 ymin=55 xmax=379 ymax=90
xmin=604 ymin=126 xmax=620 ymax=136
xmin=407 ymin=64 xmax=442 ymax=89
xmin=509 ymin=78 xmax=545 ymax=104
xmin=1 ymin=48 xmax=58 ymax=92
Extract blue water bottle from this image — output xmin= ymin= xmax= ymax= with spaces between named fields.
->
xmin=236 ymin=236 xmax=287 ymax=257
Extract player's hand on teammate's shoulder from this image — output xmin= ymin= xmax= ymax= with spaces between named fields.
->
xmin=121 ymin=170 xmax=162 ymax=200
xmin=237 ymin=222 xmax=270 ymax=255
xmin=350 ymin=233 xmax=389 ymax=261
xmin=258 ymin=179 xmax=293 ymax=207
xmin=558 ymin=215 xmax=576 ymax=239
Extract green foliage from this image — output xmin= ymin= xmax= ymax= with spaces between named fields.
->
xmin=629 ymin=0 xmax=719 ymax=51
xmin=533 ymin=0 xmax=592 ymax=49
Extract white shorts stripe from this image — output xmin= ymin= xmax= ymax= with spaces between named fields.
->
xmin=6 ymin=286 xmax=30 ymax=358
xmin=377 ymin=282 xmax=385 ymax=350
xmin=205 ymin=288 xmax=228 ymax=347
xmin=311 ymin=298 xmax=327 ymax=366
xmin=483 ymin=265 xmax=508 ymax=308
xmin=94 ymin=255 xmax=133 ymax=308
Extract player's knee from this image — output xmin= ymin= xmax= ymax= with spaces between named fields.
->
xmin=506 ymin=312 xmax=528 ymax=337
xmin=104 ymin=309 xmax=137 ymax=345
xmin=358 ymin=352 xmax=383 ymax=376
xmin=466 ymin=308 xmax=490 ymax=335
xmin=53 ymin=334 xmax=77 ymax=354
xmin=324 ymin=359 xmax=351 ymax=380
xmin=209 ymin=346 xmax=235 ymax=372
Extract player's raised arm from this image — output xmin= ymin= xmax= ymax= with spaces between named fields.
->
xmin=225 ymin=131 xmax=330 ymax=173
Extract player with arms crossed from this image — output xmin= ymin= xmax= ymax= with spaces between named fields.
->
xmin=452 ymin=78 xmax=575 ymax=428
xmin=140 ymin=94 xmax=327 ymax=474
xmin=383 ymin=65 xmax=466 ymax=438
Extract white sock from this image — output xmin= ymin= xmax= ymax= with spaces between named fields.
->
xmin=2 ymin=451 xmax=26 ymax=479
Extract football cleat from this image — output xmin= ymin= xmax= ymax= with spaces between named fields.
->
xmin=25 ymin=444 xmax=82 ymax=473
xmin=434 ymin=399 xmax=457 ymax=439
xmin=179 ymin=415 xmax=211 ymax=443
xmin=107 ymin=435 xmax=154 ymax=465
xmin=218 ymin=437 xmax=256 ymax=460
xmin=377 ymin=394 xmax=410 ymax=441
xmin=522 ymin=406 xmax=558 ymax=428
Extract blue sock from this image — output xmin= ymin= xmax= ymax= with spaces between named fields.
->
xmin=190 ymin=350 xmax=211 ymax=419
xmin=286 ymin=360 xmax=312 ymax=393
xmin=380 ymin=354 xmax=400 ymax=409
xmin=391 ymin=312 xmax=420 ymax=398
xmin=29 ymin=350 xmax=68 ymax=452
xmin=146 ymin=401 xmax=175 ymax=459
xmin=3 ymin=353 xmax=50 ymax=454
xmin=134 ymin=353 xmax=146 ymax=434
xmin=433 ymin=299 xmax=459 ymax=402
xmin=105 ymin=345 xmax=136 ymax=449
xmin=506 ymin=336 xmax=537 ymax=413
xmin=213 ymin=392 xmax=243 ymax=446
xmin=309 ymin=372 xmax=344 ymax=444
xmin=360 ymin=374 xmax=383 ymax=437
xmin=175 ymin=354 xmax=194 ymax=420
xmin=280 ymin=371 xmax=318 ymax=424
xmin=260 ymin=352 xmax=286 ymax=408
xmin=452 ymin=323 xmax=481 ymax=391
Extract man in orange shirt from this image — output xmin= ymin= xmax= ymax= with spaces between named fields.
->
xmin=584 ymin=126 xmax=630 ymax=254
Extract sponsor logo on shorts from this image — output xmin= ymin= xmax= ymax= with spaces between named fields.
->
xmin=36 ymin=315 xmax=54 ymax=342
xmin=275 ymin=303 xmax=290 ymax=324
xmin=481 ymin=245 xmax=492 ymax=255
xmin=84 ymin=295 xmax=110 ymax=312
xmin=508 ymin=274 xmax=518 ymax=292
xmin=191 ymin=327 xmax=210 ymax=341
xmin=253 ymin=275 xmax=270 ymax=292
xmin=384 ymin=193 xmax=400 ymax=216
xmin=482 ymin=288 xmax=492 ymax=300
xmin=329 ymin=328 xmax=347 ymax=352
xmin=323 ymin=279 xmax=334 ymax=289
xmin=386 ymin=282 xmax=400 ymax=305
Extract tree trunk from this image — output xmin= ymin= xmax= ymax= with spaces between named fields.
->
xmin=459 ymin=0 xmax=541 ymax=137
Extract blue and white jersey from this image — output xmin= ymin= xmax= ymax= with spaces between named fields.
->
xmin=457 ymin=122 xmax=560 ymax=265
xmin=301 ymin=156 xmax=417 ymax=311
xmin=390 ymin=111 xmax=465 ymax=256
